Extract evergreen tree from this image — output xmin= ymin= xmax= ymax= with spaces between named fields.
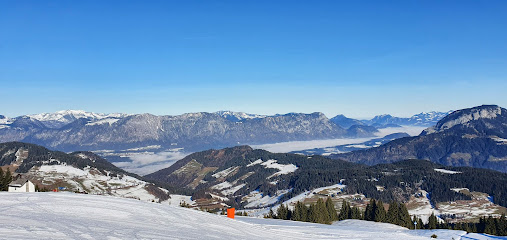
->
xmin=0 ymin=168 xmax=12 ymax=191
xmin=417 ymin=217 xmax=424 ymax=230
xmin=386 ymin=201 xmax=399 ymax=225
xmin=364 ymin=199 xmax=376 ymax=221
xmin=308 ymin=203 xmax=319 ymax=223
xmin=477 ymin=217 xmax=486 ymax=233
xmin=276 ymin=204 xmax=291 ymax=220
xmin=292 ymin=201 xmax=308 ymax=222
xmin=351 ymin=206 xmax=362 ymax=219
xmin=326 ymin=197 xmax=339 ymax=221
xmin=428 ymin=212 xmax=438 ymax=229
xmin=0 ymin=168 xmax=4 ymax=191
xmin=338 ymin=200 xmax=351 ymax=221
xmin=398 ymin=203 xmax=413 ymax=229
xmin=267 ymin=208 xmax=275 ymax=219
xmin=374 ymin=200 xmax=387 ymax=222
xmin=497 ymin=214 xmax=506 ymax=236
xmin=484 ymin=216 xmax=497 ymax=235
xmin=316 ymin=198 xmax=330 ymax=224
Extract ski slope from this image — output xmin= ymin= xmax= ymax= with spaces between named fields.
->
xmin=0 ymin=193 xmax=500 ymax=240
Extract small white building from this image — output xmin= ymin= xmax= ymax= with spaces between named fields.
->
xmin=8 ymin=179 xmax=36 ymax=192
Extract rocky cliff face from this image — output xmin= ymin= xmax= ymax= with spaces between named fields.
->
xmin=0 ymin=111 xmax=364 ymax=152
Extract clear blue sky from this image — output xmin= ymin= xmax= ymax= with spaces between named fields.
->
xmin=1 ymin=1 xmax=506 ymax=118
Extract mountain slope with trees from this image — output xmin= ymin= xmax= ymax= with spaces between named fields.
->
xmin=145 ymin=145 xmax=507 ymax=210
xmin=0 ymin=142 xmax=173 ymax=202
xmin=331 ymin=105 xmax=507 ymax=172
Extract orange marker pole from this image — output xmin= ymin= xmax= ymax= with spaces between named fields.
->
xmin=227 ymin=208 xmax=235 ymax=219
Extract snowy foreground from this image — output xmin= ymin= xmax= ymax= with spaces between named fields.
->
xmin=0 ymin=193 xmax=503 ymax=240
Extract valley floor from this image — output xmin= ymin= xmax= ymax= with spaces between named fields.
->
xmin=0 ymin=192 xmax=502 ymax=240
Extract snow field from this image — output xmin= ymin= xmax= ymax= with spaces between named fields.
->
xmin=0 ymin=193 xmax=483 ymax=240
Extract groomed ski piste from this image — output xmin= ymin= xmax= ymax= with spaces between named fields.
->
xmin=0 ymin=193 xmax=503 ymax=240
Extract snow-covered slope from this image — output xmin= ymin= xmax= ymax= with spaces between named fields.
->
xmin=0 ymin=142 xmax=190 ymax=204
xmin=215 ymin=110 xmax=266 ymax=122
xmin=0 ymin=192 xmax=479 ymax=240
xmin=362 ymin=111 xmax=453 ymax=127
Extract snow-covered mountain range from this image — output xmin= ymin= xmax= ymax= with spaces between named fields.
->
xmin=360 ymin=111 xmax=453 ymax=128
xmin=0 ymin=111 xmax=352 ymax=153
xmin=0 ymin=109 xmax=450 ymax=152
xmin=24 ymin=110 xmax=129 ymax=129
xmin=0 ymin=109 xmax=453 ymax=174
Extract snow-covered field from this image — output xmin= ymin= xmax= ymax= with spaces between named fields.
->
xmin=2 ymin=192 xmax=497 ymax=240
xmin=26 ymin=163 xmax=195 ymax=204
xmin=434 ymin=168 xmax=462 ymax=174
xmin=407 ymin=190 xmax=440 ymax=223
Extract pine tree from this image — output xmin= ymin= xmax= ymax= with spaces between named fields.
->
xmin=267 ymin=208 xmax=275 ymax=219
xmin=338 ymin=200 xmax=351 ymax=221
xmin=316 ymin=198 xmax=330 ymax=224
xmin=417 ymin=217 xmax=424 ymax=230
xmin=364 ymin=199 xmax=376 ymax=221
xmin=497 ymin=214 xmax=506 ymax=236
xmin=351 ymin=206 xmax=362 ymax=219
xmin=326 ymin=197 xmax=339 ymax=221
xmin=292 ymin=201 xmax=308 ymax=222
xmin=0 ymin=168 xmax=4 ymax=191
xmin=0 ymin=168 xmax=12 ymax=191
xmin=398 ymin=203 xmax=413 ymax=229
xmin=484 ymin=216 xmax=497 ymax=235
xmin=276 ymin=204 xmax=291 ymax=220
xmin=374 ymin=200 xmax=387 ymax=223
xmin=386 ymin=201 xmax=399 ymax=225
xmin=428 ymin=212 xmax=438 ymax=229
xmin=477 ymin=216 xmax=486 ymax=233
xmin=308 ymin=204 xmax=319 ymax=223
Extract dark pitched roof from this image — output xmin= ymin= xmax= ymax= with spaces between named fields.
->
xmin=8 ymin=179 xmax=30 ymax=187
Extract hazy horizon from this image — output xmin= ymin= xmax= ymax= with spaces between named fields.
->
xmin=0 ymin=106 xmax=460 ymax=120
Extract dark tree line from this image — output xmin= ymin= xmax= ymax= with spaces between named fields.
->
xmin=427 ymin=214 xmax=507 ymax=236
xmin=265 ymin=197 xmax=507 ymax=236
xmin=268 ymin=197 xmax=339 ymax=224
xmin=0 ymin=168 xmax=12 ymax=191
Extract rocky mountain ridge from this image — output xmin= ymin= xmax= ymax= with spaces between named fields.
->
xmin=332 ymin=105 xmax=507 ymax=172
xmin=0 ymin=111 xmax=357 ymax=152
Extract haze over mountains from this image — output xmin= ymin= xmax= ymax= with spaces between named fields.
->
xmin=0 ymin=109 xmax=450 ymax=174
xmin=0 ymin=109 xmax=449 ymax=151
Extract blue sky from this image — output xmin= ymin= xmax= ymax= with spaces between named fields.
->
xmin=1 ymin=1 xmax=506 ymax=118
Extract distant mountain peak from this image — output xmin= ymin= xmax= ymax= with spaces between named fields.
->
xmin=214 ymin=111 xmax=266 ymax=122
xmin=422 ymin=105 xmax=504 ymax=135
xmin=360 ymin=110 xmax=452 ymax=127
xmin=330 ymin=114 xmax=365 ymax=129
xmin=25 ymin=110 xmax=130 ymax=128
